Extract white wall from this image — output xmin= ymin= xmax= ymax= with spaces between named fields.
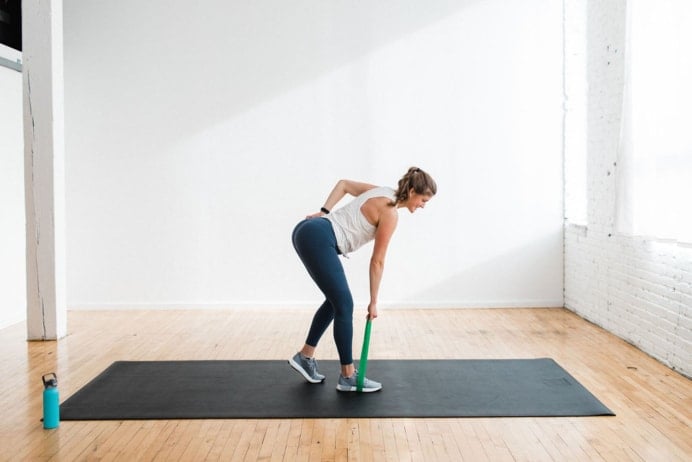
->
xmin=63 ymin=0 xmax=564 ymax=310
xmin=564 ymin=0 xmax=691 ymax=378
xmin=0 ymin=58 xmax=26 ymax=329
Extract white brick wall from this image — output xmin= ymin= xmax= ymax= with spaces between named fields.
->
xmin=564 ymin=0 xmax=691 ymax=378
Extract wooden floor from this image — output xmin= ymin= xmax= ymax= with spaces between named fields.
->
xmin=0 ymin=308 xmax=690 ymax=461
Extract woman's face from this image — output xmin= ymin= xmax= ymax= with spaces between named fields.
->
xmin=405 ymin=189 xmax=433 ymax=213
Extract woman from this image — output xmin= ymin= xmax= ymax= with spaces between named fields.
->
xmin=289 ymin=167 xmax=437 ymax=392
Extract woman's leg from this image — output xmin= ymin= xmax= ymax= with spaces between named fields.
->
xmin=304 ymin=299 xmax=334 ymax=349
xmin=292 ymin=219 xmax=354 ymax=367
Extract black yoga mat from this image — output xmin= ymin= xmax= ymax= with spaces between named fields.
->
xmin=60 ymin=359 xmax=614 ymax=420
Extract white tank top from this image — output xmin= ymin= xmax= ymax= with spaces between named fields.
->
xmin=326 ymin=186 xmax=397 ymax=256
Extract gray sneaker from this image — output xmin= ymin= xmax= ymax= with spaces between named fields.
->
xmin=336 ymin=371 xmax=382 ymax=392
xmin=289 ymin=352 xmax=326 ymax=383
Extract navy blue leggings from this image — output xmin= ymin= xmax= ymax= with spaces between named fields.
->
xmin=292 ymin=218 xmax=354 ymax=365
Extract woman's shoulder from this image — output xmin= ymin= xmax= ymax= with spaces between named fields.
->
xmin=360 ymin=191 xmax=396 ymax=227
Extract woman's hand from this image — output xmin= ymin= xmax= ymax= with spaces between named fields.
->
xmin=367 ymin=302 xmax=378 ymax=320
xmin=305 ymin=211 xmax=326 ymax=219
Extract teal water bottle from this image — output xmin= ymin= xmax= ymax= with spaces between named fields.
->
xmin=42 ymin=373 xmax=60 ymax=429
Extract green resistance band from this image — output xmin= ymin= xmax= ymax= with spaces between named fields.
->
xmin=356 ymin=319 xmax=372 ymax=392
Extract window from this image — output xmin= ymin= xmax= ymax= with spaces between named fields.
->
xmin=617 ymin=0 xmax=692 ymax=243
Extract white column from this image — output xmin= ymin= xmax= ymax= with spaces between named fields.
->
xmin=23 ymin=0 xmax=66 ymax=340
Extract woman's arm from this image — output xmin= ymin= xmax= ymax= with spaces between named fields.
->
xmin=307 ymin=179 xmax=377 ymax=218
xmin=324 ymin=179 xmax=377 ymax=210
xmin=367 ymin=207 xmax=398 ymax=319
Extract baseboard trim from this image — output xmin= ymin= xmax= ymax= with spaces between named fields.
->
xmin=68 ymin=300 xmax=565 ymax=311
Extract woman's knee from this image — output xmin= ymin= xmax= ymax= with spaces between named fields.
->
xmin=331 ymin=291 xmax=354 ymax=319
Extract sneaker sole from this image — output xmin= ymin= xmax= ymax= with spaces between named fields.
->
xmin=288 ymin=358 xmax=325 ymax=384
xmin=336 ymin=384 xmax=382 ymax=393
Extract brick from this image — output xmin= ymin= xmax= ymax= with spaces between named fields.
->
xmin=563 ymin=0 xmax=690 ymax=378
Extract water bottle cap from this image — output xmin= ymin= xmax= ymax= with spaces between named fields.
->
xmin=42 ymin=372 xmax=58 ymax=388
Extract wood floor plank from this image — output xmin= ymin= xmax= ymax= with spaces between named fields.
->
xmin=0 ymin=308 xmax=690 ymax=461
